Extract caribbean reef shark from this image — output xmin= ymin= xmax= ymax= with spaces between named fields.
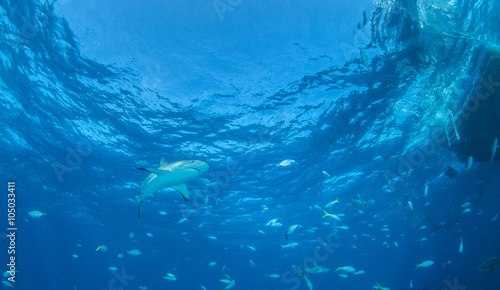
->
xmin=136 ymin=157 xmax=209 ymax=217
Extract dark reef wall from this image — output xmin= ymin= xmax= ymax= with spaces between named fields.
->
xmin=451 ymin=50 xmax=500 ymax=161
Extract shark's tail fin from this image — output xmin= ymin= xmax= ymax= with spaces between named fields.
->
xmin=299 ymin=270 xmax=306 ymax=279
xmin=136 ymin=195 xmax=143 ymax=218
xmin=138 ymin=203 xmax=142 ymax=218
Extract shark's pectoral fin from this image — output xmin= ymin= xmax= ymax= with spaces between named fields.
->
xmin=137 ymin=167 xmax=170 ymax=175
xmin=171 ymin=183 xmax=189 ymax=201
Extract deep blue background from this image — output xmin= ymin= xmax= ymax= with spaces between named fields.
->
xmin=1 ymin=0 xmax=500 ymax=289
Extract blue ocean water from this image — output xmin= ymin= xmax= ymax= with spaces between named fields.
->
xmin=1 ymin=0 xmax=500 ymax=289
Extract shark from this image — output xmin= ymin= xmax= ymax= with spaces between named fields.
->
xmin=136 ymin=157 xmax=209 ymax=217
xmin=303 ymin=261 xmax=330 ymax=274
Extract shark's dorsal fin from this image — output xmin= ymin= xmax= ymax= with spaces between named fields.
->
xmin=171 ymin=183 xmax=189 ymax=201
xmin=160 ymin=157 xmax=167 ymax=167
xmin=138 ymin=168 xmax=170 ymax=175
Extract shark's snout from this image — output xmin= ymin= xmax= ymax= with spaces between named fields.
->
xmin=193 ymin=161 xmax=209 ymax=174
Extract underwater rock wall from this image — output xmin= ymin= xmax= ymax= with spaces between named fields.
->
xmin=451 ymin=50 xmax=500 ymax=161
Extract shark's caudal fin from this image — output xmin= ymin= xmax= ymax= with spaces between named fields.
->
xmin=136 ymin=195 xmax=143 ymax=218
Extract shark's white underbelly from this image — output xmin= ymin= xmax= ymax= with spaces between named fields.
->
xmin=140 ymin=171 xmax=199 ymax=196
